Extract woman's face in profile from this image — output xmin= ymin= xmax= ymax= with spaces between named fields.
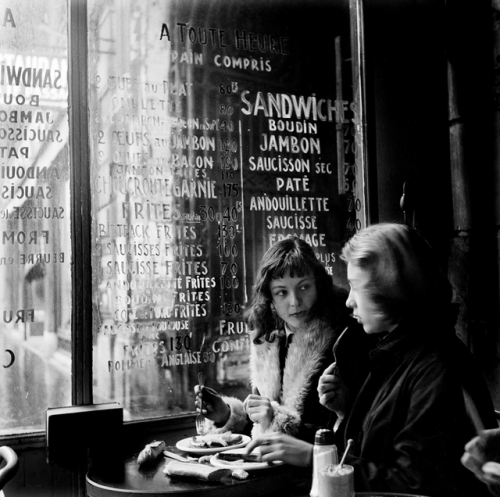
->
xmin=346 ymin=262 xmax=397 ymax=335
xmin=269 ymin=270 xmax=317 ymax=333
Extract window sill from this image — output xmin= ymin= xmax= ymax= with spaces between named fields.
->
xmin=0 ymin=412 xmax=197 ymax=451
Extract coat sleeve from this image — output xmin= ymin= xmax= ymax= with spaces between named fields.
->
xmin=250 ymin=401 xmax=302 ymax=439
xmin=344 ymin=357 xmax=492 ymax=497
xmin=202 ymin=396 xmax=251 ymax=435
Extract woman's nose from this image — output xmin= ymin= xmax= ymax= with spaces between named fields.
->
xmin=346 ymin=291 xmax=355 ymax=308
xmin=290 ymin=292 xmax=301 ymax=307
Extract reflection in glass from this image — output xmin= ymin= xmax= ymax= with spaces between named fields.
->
xmin=88 ymin=0 xmax=357 ymax=422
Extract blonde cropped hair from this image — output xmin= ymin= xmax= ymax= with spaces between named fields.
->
xmin=341 ymin=223 xmax=452 ymax=326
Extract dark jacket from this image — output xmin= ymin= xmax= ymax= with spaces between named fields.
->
xmin=337 ymin=325 xmax=497 ymax=497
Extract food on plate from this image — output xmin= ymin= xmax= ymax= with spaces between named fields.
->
xmin=137 ymin=440 xmax=167 ymax=466
xmin=198 ymin=455 xmax=212 ymax=465
xmin=189 ymin=432 xmax=243 ymax=448
xmin=231 ymin=469 xmax=249 ymax=480
xmin=215 ymin=452 xmax=262 ymax=463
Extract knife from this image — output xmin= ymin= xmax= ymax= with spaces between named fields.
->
xmin=163 ymin=450 xmax=197 ymax=463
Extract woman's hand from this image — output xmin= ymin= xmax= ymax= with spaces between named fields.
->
xmin=317 ymin=362 xmax=349 ymax=418
xmin=245 ymin=432 xmax=313 ymax=467
xmin=194 ymin=385 xmax=230 ymax=426
xmin=462 ymin=428 xmax=500 ymax=490
xmin=243 ymin=394 xmax=274 ymax=430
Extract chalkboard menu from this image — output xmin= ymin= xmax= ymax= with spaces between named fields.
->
xmin=88 ymin=0 xmax=362 ymax=419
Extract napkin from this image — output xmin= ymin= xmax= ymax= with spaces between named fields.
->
xmin=163 ymin=461 xmax=231 ymax=481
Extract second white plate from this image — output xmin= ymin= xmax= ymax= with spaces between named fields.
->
xmin=175 ymin=435 xmax=251 ymax=455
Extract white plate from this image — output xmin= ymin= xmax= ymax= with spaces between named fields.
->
xmin=210 ymin=448 xmax=284 ymax=471
xmin=175 ymin=435 xmax=251 ymax=455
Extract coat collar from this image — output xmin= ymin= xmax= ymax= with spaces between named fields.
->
xmin=250 ymin=318 xmax=335 ymax=414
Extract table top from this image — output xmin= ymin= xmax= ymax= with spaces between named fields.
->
xmin=86 ymin=455 xmax=431 ymax=497
xmin=86 ymin=450 xmax=312 ymax=497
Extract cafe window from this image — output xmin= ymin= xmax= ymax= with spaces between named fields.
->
xmin=1 ymin=0 xmax=366 ymax=434
xmin=0 ymin=0 xmax=71 ymax=435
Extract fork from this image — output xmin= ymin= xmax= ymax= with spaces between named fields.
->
xmin=195 ymin=372 xmax=205 ymax=435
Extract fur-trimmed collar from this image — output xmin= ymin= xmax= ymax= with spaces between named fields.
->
xmin=250 ymin=319 xmax=335 ymax=417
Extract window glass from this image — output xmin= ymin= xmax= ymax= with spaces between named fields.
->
xmin=0 ymin=1 xmax=70 ymax=435
xmin=88 ymin=0 xmax=359 ymax=421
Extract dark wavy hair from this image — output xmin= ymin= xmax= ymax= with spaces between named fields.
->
xmin=341 ymin=223 xmax=453 ymax=329
xmin=245 ymin=235 xmax=348 ymax=344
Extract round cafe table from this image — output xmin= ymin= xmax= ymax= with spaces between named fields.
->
xmin=85 ymin=435 xmax=430 ymax=497
xmin=86 ymin=452 xmax=432 ymax=497
xmin=86 ymin=451 xmax=312 ymax=497
xmin=87 ymin=453 xmax=430 ymax=497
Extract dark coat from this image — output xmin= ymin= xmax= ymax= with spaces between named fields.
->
xmin=336 ymin=325 xmax=497 ymax=497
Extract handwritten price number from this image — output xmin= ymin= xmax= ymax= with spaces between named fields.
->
xmin=221 ymin=275 xmax=239 ymax=289
xmin=219 ymin=104 xmax=234 ymax=116
xmin=217 ymin=223 xmax=238 ymax=239
xmin=220 ymin=154 xmax=239 ymax=172
xmin=221 ymin=169 xmax=236 ymax=181
xmin=127 ymin=336 xmax=191 ymax=356
xmin=219 ymin=242 xmax=238 ymax=257
xmin=219 ymin=82 xmax=239 ymax=95
xmin=200 ymin=205 xmax=241 ymax=222
xmin=170 ymin=335 xmax=191 ymax=351
xmin=222 ymin=183 xmax=239 ymax=198
xmin=221 ymin=261 xmax=239 ymax=276
xmin=346 ymin=216 xmax=362 ymax=232
xmin=347 ymin=198 xmax=363 ymax=213
xmin=220 ymin=254 xmax=239 ymax=289
xmin=219 ymin=138 xmax=238 ymax=152
xmin=221 ymin=302 xmax=241 ymax=316
xmin=343 ymin=125 xmax=356 ymax=156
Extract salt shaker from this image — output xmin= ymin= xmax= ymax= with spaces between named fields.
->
xmin=310 ymin=428 xmax=338 ymax=497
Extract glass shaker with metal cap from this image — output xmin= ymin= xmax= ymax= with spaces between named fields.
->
xmin=310 ymin=428 xmax=338 ymax=497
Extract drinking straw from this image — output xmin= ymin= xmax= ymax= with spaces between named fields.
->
xmin=462 ymin=389 xmax=485 ymax=435
xmin=339 ymin=439 xmax=354 ymax=469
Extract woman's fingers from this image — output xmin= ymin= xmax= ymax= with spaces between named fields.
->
xmin=245 ymin=433 xmax=278 ymax=455
xmin=318 ymin=376 xmax=342 ymax=396
xmin=244 ymin=437 xmax=260 ymax=454
xmin=243 ymin=393 xmax=259 ymax=409
xmin=464 ymin=434 xmax=490 ymax=465
xmin=244 ymin=394 xmax=270 ymax=412
xmin=244 ymin=396 xmax=273 ymax=427
xmin=245 ymin=433 xmax=313 ymax=467
xmin=319 ymin=392 xmax=339 ymax=409
xmin=322 ymin=362 xmax=338 ymax=375
xmin=194 ymin=386 xmax=214 ymax=415
xmin=318 ymin=378 xmax=336 ymax=395
xmin=245 ymin=394 xmax=266 ymax=402
xmin=318 ymin=364 xmax=341 ymax=397
xmin=461 ymin=452 xmax=481 ymax=471
xmin=483 ymin=462 xmax=500 ymax=477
